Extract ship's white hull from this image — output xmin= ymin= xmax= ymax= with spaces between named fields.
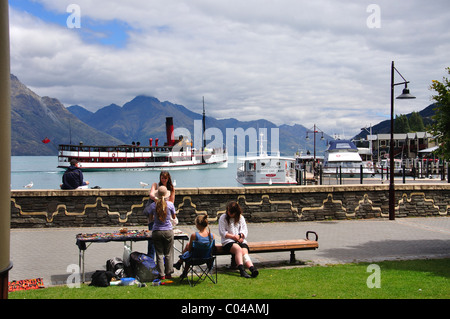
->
xmin=58 ymin=147 xmax=228 ymax=171
xmin=236 ymin=153 xmax=297 ymax=185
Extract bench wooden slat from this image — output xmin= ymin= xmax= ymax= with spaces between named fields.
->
xmin=214 ymin=239 xmax=318 ymax=255
xmin=212 ymin=231 xmax=318 ymax=264
xmin=248 ymin=240 xmax=318 ymax=252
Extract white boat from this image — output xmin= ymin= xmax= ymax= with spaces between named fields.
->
xmin=236 ymin=134 xmax=297 ymax=185
xmin=323 ymin=140 xmax=375 ymax=177
xmin=357 ymin=147 xmax=375 ymax=172
xmin=58 ymin=117 xmax=228 ymax=171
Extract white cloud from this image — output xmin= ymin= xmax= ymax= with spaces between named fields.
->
xmin=9 ymin=0 xmax=450 ymax=137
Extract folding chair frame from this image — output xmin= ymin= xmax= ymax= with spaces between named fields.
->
xmin=182 ymin=255 xmax=217 ymax=287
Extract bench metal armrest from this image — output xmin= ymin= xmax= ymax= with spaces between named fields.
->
xmin=306 ymin=231 xmax=318 ymax=241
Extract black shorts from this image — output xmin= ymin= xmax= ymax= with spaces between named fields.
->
xmin=222 ymin=241 xmax=250 ymax=254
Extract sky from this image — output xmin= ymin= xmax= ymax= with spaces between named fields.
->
xmin=8 ymin=0 xmax=450 ymax=138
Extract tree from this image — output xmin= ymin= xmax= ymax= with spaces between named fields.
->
xmin=409 ymin=111 xmax=425 ymax=132
xmin=430 ymin=67 xmax=450 ymax=160
xmin=394 ymin=114 xmax=410 ymax=133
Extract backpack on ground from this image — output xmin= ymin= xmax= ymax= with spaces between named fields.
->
xmin=89 ymin=270 xmax=115 ymax=287
xmin=106 ymin=257 xmax=125 ymax=279
xmin=129 ymin=251 xmax=159 ymax=282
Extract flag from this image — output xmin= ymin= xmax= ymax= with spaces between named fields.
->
xmin=42 ymin=137 xmax=50 ymax=144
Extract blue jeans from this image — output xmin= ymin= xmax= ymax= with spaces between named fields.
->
xmin=147 ymin=222 xmax=155 ymax=260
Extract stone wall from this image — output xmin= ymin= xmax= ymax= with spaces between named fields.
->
xmin=10 ymin=184 xmax=450 ymax=228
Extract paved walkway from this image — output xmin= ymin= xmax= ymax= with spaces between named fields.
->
xmin=9 ymin=217 xmax=450 ymax=287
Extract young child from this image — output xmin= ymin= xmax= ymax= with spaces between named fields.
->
xmin=174 ymin=214 xmax=215 ymax=278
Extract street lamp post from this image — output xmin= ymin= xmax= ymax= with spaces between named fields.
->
xmin=306 ymin=124 xmax=324 ymax=176
xmin=389 ymin=61 xmax=416 ymax=220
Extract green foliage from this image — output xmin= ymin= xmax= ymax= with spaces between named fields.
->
xmin=394 ymin=114 xmax=410 ymax=133
xmin=8 ymin=259 xmax=450 ymax=299
xmin=394 ymin=112 xmax=426 ymax=134
xmin=409 ymin=111 xmax=425 ymax=132
xmin=430 ymin=67 xmax=450 ymax=160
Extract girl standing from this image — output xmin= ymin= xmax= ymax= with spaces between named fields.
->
xmin=146 ymin=171 xmax=176 ymax=258
xmin=148 ymin=185 xmax=176 ymax=279
xmin=150 ymin=171 xmax=175 ymax=203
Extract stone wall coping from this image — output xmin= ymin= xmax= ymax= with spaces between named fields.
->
xmin=11 ymin=183 xmax=450 ymax=197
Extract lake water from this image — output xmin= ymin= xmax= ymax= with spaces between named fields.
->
xmin=11 ymin=156 xmax=241 ymax=190
xmin=12 ymin=156 xmax=441 ymax=190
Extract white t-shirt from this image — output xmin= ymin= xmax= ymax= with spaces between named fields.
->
xmin=218 ymin=214 xmax=248 ymax=246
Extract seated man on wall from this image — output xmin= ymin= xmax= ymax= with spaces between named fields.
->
xmin=60 ymin=159 xmax=90 ymax=190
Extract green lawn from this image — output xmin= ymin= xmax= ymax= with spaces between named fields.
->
xmin=8 ymin=259 xmax=449 ymax=299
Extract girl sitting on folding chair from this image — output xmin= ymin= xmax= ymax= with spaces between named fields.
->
xmin=218 ymin=201 xmax=259 ymax=278
xmin=174 ymin=214 xmax=215 ymax=278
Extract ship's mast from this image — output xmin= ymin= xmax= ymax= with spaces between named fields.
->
xmin=259 ymin=132 xmax=266 ymax=156
xmin=202 ymin=97 xmax=206 ymax=163
xmin=202 ymin=96 xmax=206 ymax=150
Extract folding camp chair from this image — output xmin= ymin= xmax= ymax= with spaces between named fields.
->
xmin=181 ymin=238 xmax=217 ymax=287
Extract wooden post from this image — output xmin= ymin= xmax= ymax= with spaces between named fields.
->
xmin=0 ymin=0 xmax=12 ymax=299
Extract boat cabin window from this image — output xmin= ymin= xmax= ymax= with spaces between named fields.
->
xmin=246 ymin=162 xmax=256 ymax=171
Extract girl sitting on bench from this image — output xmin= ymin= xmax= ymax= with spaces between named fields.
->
xmin=218 ymin=201 xmax=259 ymax=278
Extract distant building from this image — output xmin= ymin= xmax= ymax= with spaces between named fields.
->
xmin=363 ymin=132 xmax=436 ymax=162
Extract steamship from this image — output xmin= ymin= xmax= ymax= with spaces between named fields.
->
xmin=57 ymin=117 xmax=228 ymax=171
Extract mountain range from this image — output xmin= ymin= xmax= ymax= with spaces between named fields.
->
xmin=67 ymin=95 xmax=332 ymax=157
xmin=10 ymin=74 xmax=122 ymax=155
xmin=10 ymin=74 xmax=434 ymax=156
xmin=352 ymin=104 xmax=436 ymax=140
xmin=10 ymin=74 xmax=330 ymax=156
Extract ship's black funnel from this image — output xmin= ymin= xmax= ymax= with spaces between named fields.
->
xmin=166 ymin=117 xmax=174 ymax=146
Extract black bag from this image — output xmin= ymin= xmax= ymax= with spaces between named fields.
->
xmin=129 ymin=252 xmax=159 ymax=282
xmin=106 ymin=257 xmax=125 ymax=279
xmin=89 ymin=270 xmax=115 ymax=287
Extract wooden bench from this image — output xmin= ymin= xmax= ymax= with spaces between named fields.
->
xmin=214 ymin=231 xmax=318 ymax=264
